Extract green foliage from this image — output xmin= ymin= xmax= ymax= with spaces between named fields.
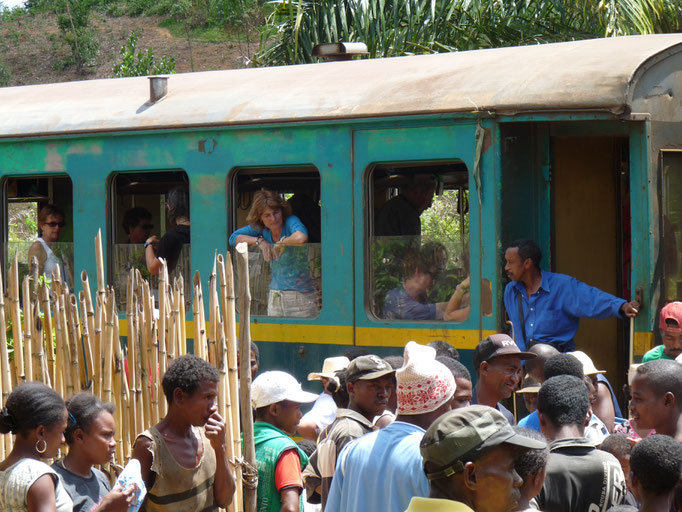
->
xmin=0 ymin=62 xmax=9 ymax=87
xmin=112 ymin=31 xmax=175 ymax=77
xmin=54 ymin=0 xmax=100 ymax=74
xmin=254 ymin=0 xmax=682 ymax=67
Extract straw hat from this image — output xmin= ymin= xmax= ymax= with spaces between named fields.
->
xmin=308 ymin=356 xmax=350 ymax=381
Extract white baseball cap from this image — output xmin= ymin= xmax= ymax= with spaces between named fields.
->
xmin=252 ymin=371 xmax=319 ymax=408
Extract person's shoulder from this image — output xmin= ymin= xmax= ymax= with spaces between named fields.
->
xmin=642 ymin=345 xmax=665 ymax=362
xmin=91 ymin=466 xmax=111 ymax=490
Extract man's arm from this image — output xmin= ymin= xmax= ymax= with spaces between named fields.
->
xmin=205 ymin=412 xmax=236 ymax=508
xmin=280 ymin=488 xmax=301 ymax=512
xmin=26 ymin=474 xmax=58 ymax=512
xmin=593 ymin=382 xmax=616 ymax=433
xmin=568 ymin=277 xmax=639 ymax=320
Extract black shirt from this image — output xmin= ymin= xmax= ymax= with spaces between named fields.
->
xmin=158 ymin=224 xmax=190 ymax=274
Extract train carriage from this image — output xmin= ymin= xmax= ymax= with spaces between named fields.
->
xmin=2 ymin=34 xmax=682 ymax=401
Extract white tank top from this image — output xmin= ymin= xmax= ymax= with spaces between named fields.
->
xmin=36 ymin=238 xmax=70 ymax=288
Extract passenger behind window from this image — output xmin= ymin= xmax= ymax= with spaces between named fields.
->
xmin=123 ymin=207 xmax=153 ymax=244
xmin=375 ymin=174 xmax=436 ymax=237
xmin=146 ymin=186 xmax=190 ymax=276
xmin=382 ymin=244 xmax=470 ymax=322
xmin=27 ymin=204 xmax=73 ymax=288
xmin=229 ymin=188 xmax=319 ymax=318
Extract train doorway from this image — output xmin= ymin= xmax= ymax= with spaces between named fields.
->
xmin=551 ymin=136 xmax=631 ymax=401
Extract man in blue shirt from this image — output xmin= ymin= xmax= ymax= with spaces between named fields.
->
xmin=325 ymin=342 xmax=456 ymax=512
xmin=503 ymin=239 xmax=639 ymax=352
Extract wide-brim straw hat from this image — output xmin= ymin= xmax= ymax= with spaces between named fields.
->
xmin=308 ymin=356 xmax=350 ymax=381
xmin=568 ymin=350 xmax=605 ymax=375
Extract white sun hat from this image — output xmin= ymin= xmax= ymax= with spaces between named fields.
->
xmin=568 ymin=350 xmax=605 ymax=375
xmin=252 ymin=371 xmax=319 ymax=408
xmin=307 ymin=356 xmax=350 ymax=381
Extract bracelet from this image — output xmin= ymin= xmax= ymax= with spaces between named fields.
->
xmin=255 ymin=236 xmax=263 ymax=246
xmin=144 ymin=240 xmax=152 ymax=248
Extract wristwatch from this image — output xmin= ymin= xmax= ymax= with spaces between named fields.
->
xmin=144 ymin=240 xmax=152 ymax=248
xmin=256 ymin=236 xmax=263 ymax=246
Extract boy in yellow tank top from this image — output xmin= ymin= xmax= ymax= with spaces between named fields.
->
xmin=132 ymin=355 xmax=235 ymax=512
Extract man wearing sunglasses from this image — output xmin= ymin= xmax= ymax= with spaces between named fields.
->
xmin=28 ymin=204 xmax=72 ymax=288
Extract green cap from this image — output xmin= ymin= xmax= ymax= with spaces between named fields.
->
xmin=345 ymin=355 xmax=395 ymax=382
xmin=420 ymin=405 xmax=546 ymax=481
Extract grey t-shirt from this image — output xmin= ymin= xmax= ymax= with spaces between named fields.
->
xmin=52 ymin=460 xmax=111 ymax=512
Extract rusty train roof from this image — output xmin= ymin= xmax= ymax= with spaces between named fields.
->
xmin=1 ymin=34 xmax=682 ymax=138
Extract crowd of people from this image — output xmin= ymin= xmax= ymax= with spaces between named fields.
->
xmin=2 ymin=300 xmax=682 ymax=512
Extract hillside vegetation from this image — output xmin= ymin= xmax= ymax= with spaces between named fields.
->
xmin=0 ymin=0 xmax=263 ymax=86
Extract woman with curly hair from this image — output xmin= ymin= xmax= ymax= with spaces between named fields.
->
xmin=0 ymin=382 xmax=72 ymax=512
xmin=229 ymin=188 xmax=319 ymax=317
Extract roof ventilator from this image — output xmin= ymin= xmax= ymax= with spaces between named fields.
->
xmin=148 ymin=76 xmax=169 ymax=104
xmin=312 ymin=42 xmax=369 ymax=62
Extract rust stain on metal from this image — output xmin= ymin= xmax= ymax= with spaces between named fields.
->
xmin=45 ymin=145 xmax=65 ymax=171
xmin=198 ymin=139 xmax=217 ymax=154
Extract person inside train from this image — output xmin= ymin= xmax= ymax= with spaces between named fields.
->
xmin=145 ymin=186 xmax=190 ymax=276
xmin=382 ymin=244 xmax=470 ymax=322
xmin=503 ymin=238 xmax=639 ymax=352
xmin=28 ymin=203 xmax=73 ymax=288
xmin=229 ymin=188 xmax=319 ymax=318
xmin=131 ymin=355 xmax=235 ymax=511
xmin=375 ymin=174 xmax=436 ymax=237
xmin=122 ymin=207 xmax=153 ymax=245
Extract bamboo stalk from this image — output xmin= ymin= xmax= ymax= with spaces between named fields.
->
xmin=138 ymin=274 xmax=153 ymax=428
xmin=111 ymin=291 xmax=130 ymax=463
xmin=102 ymin=291 xmax=115 ymax=405
xmin=79 ymin=292 xmax=93 ymax=391
xmin=0 ymin=267 xmax=11 ymax=458
xmin=216 ymin=254 xmax=237 ymax=512
xmin=236 ymin=242 xmax=256 ymax=512
xmin=82 ymin=271 xmax=97 ymax=394
xmin=126 ymin=269 xmax=139 ymax=444
xmin=31 ymin=288 xmax=46 ymax=383
xmin=9 ymin=254 xmax=24 ymax=384
xmin=67 ymin=294 xmax=84 ymax=391
xmin=224 ymin=253 xmax=242 ymax=512
xmin=93 ymin=292 xmax=104 ymax=399
xmin=158 ymin=259 xmax=168 ymax=419
xmin=40 ymin=283 xmax=55 ymax=386
xmin=21 ymin=276 xmax=33 ymax=382
xmin=178 ymin=275 xmax=187 ymax=352
xmin=54 ymin=291 xmax=73 ymax=397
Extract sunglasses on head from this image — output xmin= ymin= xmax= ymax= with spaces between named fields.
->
xmin=45 ymin=221 xmax=65 ymax=227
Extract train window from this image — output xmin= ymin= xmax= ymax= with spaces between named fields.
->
xmin=109 ymin=171 xmax=190 ymax=309
xmin=367 ymin=163 xmax=471 ymax=322
xmin=3 ymin=176 xmax=74 ymax=289
xmin=662 ymin=152 xmax=682 ymax=301
xmin=229 ymin=166 xmax=321 ymax=318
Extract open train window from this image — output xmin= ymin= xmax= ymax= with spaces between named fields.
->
xmin=109 ymin=171 xmax=190 ymax=309
xmin=2 ymin=176 xmax=74 ymax=289
xmin=228 ymin=166 xmax=321 ymax=318
xmin=366 ymin=162 xmax=472 ymax=322
xmin=662 ymin=151 xmax=682 ymax=302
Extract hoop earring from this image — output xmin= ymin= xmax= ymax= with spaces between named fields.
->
xmin=35 ymin=439 xmax=47 ymax=454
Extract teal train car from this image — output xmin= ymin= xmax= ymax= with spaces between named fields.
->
xmin=2 ymin=34 xmax=682 ymax=398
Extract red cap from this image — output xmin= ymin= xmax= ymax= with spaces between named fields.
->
xmin=660 ymin=302 xmax=682 ymax=332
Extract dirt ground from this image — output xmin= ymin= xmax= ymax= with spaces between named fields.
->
xmin=0 ymin=11 xmax=260 ymax=86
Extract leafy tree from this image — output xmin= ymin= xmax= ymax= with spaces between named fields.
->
xmin=112 ymin=32 xmax=175 ymax=77
xmin=54 ymin=0 xmax=99 ymax=74
xmin=254 ymin=0 xmax=682 ymax=67
xmin=0 ymin=62 xmax=9 ymax=87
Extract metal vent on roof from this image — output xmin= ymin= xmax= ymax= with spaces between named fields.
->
xmin=312 ymin=42 xmax=369 ymax=61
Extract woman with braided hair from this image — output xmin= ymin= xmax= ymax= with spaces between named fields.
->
xmin=0 ymin=382 xmax=72 ymax=512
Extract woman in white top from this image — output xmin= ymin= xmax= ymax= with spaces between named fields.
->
xmin=27 ymin=204 xmax=72 ymax=289
xmin=0 ymin=382 xmax=72 ymax=512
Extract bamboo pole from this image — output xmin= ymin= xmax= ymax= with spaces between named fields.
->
xmin=8 ymin=254 xmax=24 ymax=384
xmin=178 ymin=276 xmax=187 ymax=352
xmin=102 ymin=291 xmax=115 ymax=405
xmin=223 ymin=253 xmax=242 ymax=512
xmin=126 ymin=269 xmax=139 ymax=444
xmin=67 ymin=294 xmax=84 ymax=391
xmin=21 ymin=276 xmax=33 ymax=382
xmin=111 ymin=290 xmax=131 ymax=463
xmin=0 ymin=268 xmax=11 ymax=459
xmin=236 ymin=242 xmax=256 ymax=512
xmin=40 ymin=283 xmax=55 ymax=386
xmin=82 ymin=271 xmax=98 ymax=394
xmin=138 ymin=275 xmax=153 ymax=427
xmin=217 ymin=254 xmax=238 ymax=512
xmin=93 ymin=292 xmax=104 ymax=399
xmin=31 ymin=288 xmax=46 ymax=383
xmin=158 ymin=260 xmax=168 ymax=419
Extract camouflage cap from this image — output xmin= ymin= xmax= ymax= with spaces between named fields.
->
xmin=346 ymin=355 xmax=395 ymax=383
xmin=420 ymin=405 xmax=546 ymax=481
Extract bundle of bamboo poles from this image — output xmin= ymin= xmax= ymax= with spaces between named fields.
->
xmin=0 ymin=231 xmax=251 ymax=512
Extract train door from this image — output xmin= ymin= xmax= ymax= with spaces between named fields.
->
xmin=551 ymin=136 xmax=630 ymax=395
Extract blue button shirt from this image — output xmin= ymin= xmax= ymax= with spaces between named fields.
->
xmin=503 ymin=270 xmax=625 ymax=352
